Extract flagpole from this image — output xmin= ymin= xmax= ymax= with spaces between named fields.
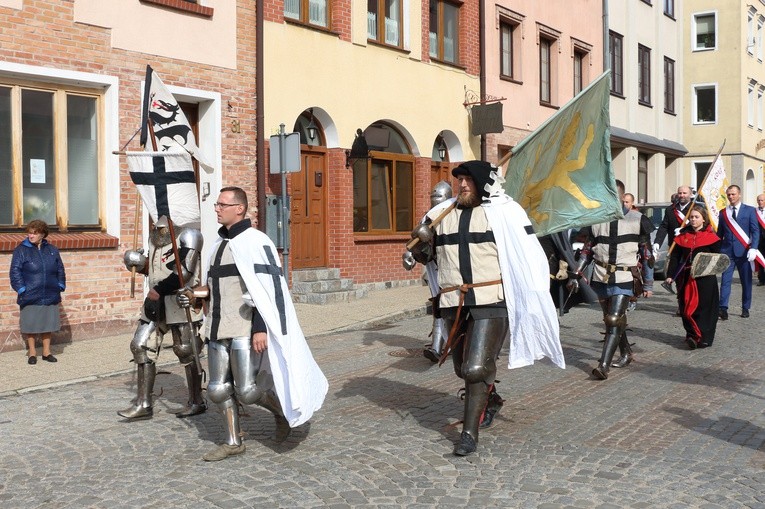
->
xmin=666 ymin=139 xmax=726 ymax=257
xmin=149 ymin=116 xmax=205 ymax=376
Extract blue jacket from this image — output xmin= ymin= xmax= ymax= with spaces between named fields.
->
xmin=717 ymin=204 xmax=760 ymax=258
xmin=9 ymin=238 xmax=66 ymax=309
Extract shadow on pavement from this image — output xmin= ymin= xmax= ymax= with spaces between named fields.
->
xmin=335 ymin=375 xmax=461 ymax=438
xmin=663 ymin=406 xmax=765 ymax=452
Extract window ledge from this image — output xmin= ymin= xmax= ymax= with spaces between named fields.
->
xmin=0 ymin=232 xmax=119 ymax=253
xmin=284 ymin=17 xmax=339 ymax=36
xmin=500 ymin=76 xmax=523 ymax=85
xmin=140 ymin=0 xmax=214 ymax=18
xmin=353 ymin=234 xmax=409 ymax=243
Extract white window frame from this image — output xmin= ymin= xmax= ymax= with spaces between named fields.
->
xmin=0 ymin=61 xmax=120 ymax=236
xmin=758 ymin=16 xmax=764 ymax=61
xmin=748 ymin=8 xmax=756 ymax=55
xmin=758 ymin=86 xmax=764 ymax=131
xmin=748 ymin=81 xmax=756 ymax=127
xmin=692 ymin=83 xmax=718 ymax=125
xmin=692 ymin=11 xmax=717 ymax=52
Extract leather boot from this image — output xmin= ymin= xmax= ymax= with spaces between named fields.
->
xmin=479 ymin=383 xmax=503 ymax=429
xmin=174 ymin=364 xmax=207 ymax=418
xmin=203 ymin=400 xmax=245 ymax=461
xmin=611 ymin=332 xmax=633 ymax=368
xmin=118 ymin=362 xmax=155 ymax=420
xmin=255 ymin=389 xmax=291 ymax=443
xmin=455 ymin=382 xmax=488 ymax=456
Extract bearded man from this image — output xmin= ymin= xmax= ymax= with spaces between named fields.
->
xmin=410 ymin=161 xmax=564 ymax=456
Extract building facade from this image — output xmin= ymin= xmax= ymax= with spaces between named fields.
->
xmin=262 ymin=0 xmax=481 ymax=286
xmin=683 ymin=0 xmax=765 ymax=204
xmin=0 ymin=0 xmax=256 ymax=348
xmin=607 ymin=0 xmax=686 ymax=204
xmin=483 ymin=0 xmax=604 ymax=164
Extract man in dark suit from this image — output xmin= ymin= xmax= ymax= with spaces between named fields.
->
xmin=654 ymin=185 xmax=693 ymax=251
xmin=717 ymin=185 xmax=760 ymax=319
xmin=756 ymin=193 xmax=765 ymax=286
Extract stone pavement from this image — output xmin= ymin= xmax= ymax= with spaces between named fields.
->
xmin=1 ymin=282 xmax=764 ymax=508
xmin=0 ymin=284 xmax=431 ymax=396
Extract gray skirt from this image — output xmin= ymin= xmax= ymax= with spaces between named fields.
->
xmin=20 ymin=304 xmax=61 ymax=334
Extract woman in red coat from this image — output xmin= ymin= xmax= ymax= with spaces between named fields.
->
xmin=665 ymin=207 xmax=721 ymax=349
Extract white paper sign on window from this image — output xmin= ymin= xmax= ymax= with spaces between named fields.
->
xmin=30 ymin=159 xmax=46 ymax=184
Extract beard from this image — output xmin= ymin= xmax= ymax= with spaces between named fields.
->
xmin=457 ymin=190 xmax=481 ymax=208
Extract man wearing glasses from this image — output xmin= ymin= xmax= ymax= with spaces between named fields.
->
xmin=180 ymin=186 xmax=327 ymax=461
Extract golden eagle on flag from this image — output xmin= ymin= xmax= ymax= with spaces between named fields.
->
xmin=503 ymin=71 xmax=622 ymax=237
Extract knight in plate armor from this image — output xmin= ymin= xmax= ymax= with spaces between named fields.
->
xmin=118 ymin=216 xmax=206 ymax=420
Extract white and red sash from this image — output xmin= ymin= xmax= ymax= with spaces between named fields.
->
xmin=722 ymin=207 xmax=765 ymax=269
xmin=673 ymin=205 xmax=687 ymax=227
xmin=757 ymin=208 xmax=765 ymax=231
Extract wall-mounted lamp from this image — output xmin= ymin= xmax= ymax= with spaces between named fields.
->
xmin=345 ymin=128 xmax=370 ymax=168
xmin=306 ymin=108 xmax=318 ymax=141
xmin=437 ymin=136 xmax=447 ymax=160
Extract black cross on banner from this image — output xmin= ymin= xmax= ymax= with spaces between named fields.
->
xmin=129 ymin=155 xmax=196 ymax=219
xmin=254 ymin=245 xmax=287 ymax=335
xmin=208 ymin=240 xmax=239 ymax=342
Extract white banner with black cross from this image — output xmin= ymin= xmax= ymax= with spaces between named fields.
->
xmin=126 ymin=150 xmax=200 ymax=228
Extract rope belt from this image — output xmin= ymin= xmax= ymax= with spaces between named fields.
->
xmin=437 ymin=279 xmax=502 ymax=366
xmin=593 ymin=259 xmax=635 ymax=274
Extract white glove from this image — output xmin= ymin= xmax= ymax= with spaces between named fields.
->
xmin=673 ymin=227 xmax=682 ymax=237
xmin=747 ymin=249 xmax=758 ymax=262
xmin=652 ymin=243 xmax=660 ymax=258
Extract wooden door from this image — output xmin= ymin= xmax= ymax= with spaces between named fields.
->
xmin=290 ymin=150 xmax=327 ymax=268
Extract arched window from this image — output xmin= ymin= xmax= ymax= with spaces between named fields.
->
xmin=352 ymin=123 xmax=414 ymax=233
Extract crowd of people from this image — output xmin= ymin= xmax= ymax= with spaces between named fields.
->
xmin=9 ymin=162 xmax=765 ymax=459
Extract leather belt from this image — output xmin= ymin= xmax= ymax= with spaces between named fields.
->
xmin=437 ymin=279 xmax=502 ymax=366
xmin=594 ymin=259 xmax=635 ymax=273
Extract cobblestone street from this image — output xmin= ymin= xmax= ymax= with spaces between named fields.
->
xmin=1 ymin=285 xmax=764 ymax=508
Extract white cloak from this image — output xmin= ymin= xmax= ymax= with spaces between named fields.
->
xmin=206 ymin=227 xmax=328 ymax=427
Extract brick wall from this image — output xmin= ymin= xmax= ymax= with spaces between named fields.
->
xmin=0 ymin=0 xmax=258 ymax=351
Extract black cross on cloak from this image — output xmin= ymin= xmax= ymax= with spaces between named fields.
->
xmin=129 ymin=155 xmax=196 ymax=218
xmin=207 ymin=240 xmax=238 ymax=342
xmin=254 ymin=245 xmax=287 ymax=335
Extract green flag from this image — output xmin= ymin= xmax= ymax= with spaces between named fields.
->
xmin=503 ymin=71 xmax=622 ymax=237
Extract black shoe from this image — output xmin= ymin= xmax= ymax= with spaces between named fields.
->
xmin=479 ymin=386 xmax=504 ymax=429
xmin=686 ymin=337 xmax=697 ymax=350
xmin=42 ymin=354 xmax=57 ymax=363
xmin=423 ymin=348 xmax=439 ymax=363
xmin=453 ymin=431 xmax=477 ymax=456
xmin=28 ymin=356 xmax=37 ymax=365
xmin=741 ymin=309 xmax=750 ymax=318
xmin=719 ymin=309 xmax=728 ymax=321
xmin=591 ymin=364 xmax=609 ymax=380
xmin=698 ymin=342 xmax=710 ymax=348
xmin=757 ymin=281 xmax=765 ymax=286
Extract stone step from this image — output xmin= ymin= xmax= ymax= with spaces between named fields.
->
xmin=291 ymin=278 xmax=355 ymax=295
xmin=291 ymin=268 xmax=341 ymax=283
xmin=292 ymin=287 xmax=368 ymax=305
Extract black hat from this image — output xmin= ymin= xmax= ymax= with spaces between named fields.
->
xmin=451 ymin=160 xmax=497 ymax=200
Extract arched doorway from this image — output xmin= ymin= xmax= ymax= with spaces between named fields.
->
xmin=290 ymin=109 xmax=328 ymax=268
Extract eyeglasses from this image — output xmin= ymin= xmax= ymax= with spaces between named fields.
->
xmin=213 ymin=202 xmax=242 ymax=209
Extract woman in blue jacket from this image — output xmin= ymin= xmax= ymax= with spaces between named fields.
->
xmin=9 ymin=220 xmax=66 ymax=364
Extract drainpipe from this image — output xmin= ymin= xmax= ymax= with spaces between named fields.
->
xmin=256 ymin=0 xmax=266 ymax=232
xmin=479 ymin=0 xmax=486 ymax=161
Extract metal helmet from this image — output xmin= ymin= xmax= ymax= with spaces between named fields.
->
xmin=430 ymin=180 xmax=453 ymax=208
